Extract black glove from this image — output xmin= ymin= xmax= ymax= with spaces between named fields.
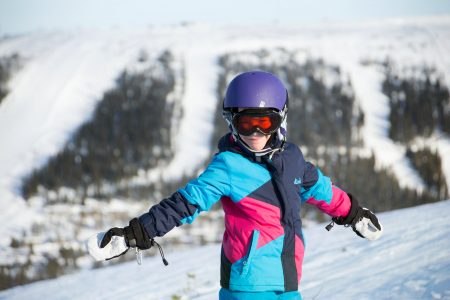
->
xmin=100 ymin=218 xmax=153 ymax=250
xmin=327 ymin=193 xmax=383 ymax=240
xmin=97 ymin=218 xmax=168 ymax=265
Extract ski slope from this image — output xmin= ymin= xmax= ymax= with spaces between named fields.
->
xmin=1 ymin=200 xmax=449 ymax=300
xmin=1 ymin=18 xmax=450 ymax=236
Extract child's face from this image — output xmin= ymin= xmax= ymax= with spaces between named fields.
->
xmin=239 ymin=132 xmax=271 ymax=151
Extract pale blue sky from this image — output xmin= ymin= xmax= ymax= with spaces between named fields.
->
xmin=1 ymin=0 xmax=450 ymax=35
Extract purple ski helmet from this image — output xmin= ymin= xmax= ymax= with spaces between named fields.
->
xmin=222 ymin=70 xmax=289 ymax=143
xmin=223 ymin=71 xmax=288 ymax=111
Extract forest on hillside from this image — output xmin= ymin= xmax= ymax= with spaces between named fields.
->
xmin=2 ymin=50 xmax=184 ymax=290
xmin=21 ymin=49 xmax=449 ymax=210
xmin=21 ymin=50 xmax=179 ymax=202
xmin=0 ymin=53 xmax=21 ymax=104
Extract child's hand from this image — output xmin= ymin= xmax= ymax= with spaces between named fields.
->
xmin=351 ymin=208 xmax=383 ymax=240
xmin=86 ymin=230 xmax=129 ymax=261
xmin=85 ymin=218 xmax=153 ymax=261
xmin=329 ymin=193 xmax=383 ymax=241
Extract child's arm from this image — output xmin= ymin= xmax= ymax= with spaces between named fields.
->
xmin=87 ymin=154 xmax=230 ymax=261
xmin=300 ymin=162 xmax=351 ymax=217
xmin=301 ymin=162 xmax=383 ymax=240
xmin=139 ymin=153 xmax=231 ymax=237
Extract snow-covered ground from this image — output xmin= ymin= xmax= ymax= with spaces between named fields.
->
xmin=1 ymin=200 xmax=449 ymax=300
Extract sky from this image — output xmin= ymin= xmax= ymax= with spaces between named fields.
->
xmin=1 ymin=0 xmax=450 ymax=35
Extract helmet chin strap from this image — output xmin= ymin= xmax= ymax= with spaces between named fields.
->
xmin=233 ymin=133 xmax=283 ymax=158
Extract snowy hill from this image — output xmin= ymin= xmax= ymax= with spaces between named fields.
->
xmin=1 ymin=16 xmax=449 ymax=235
xmin=1 ymin=16 xmax=450 ymax=292
xmin=1 ymin=200 xmax=449 ymax=300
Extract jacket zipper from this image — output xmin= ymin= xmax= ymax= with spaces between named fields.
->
xmin=241 ymin=229 xmax=260 ymax=276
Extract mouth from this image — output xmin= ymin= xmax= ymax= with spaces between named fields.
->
xmin=245 ymin=138 xmax=262 ymax=143
xmin=239 ymin=133 xmax=269 ymax=150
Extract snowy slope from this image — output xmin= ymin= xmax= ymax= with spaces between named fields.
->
xmin=1 ymin=16 xmax=450 ymax=264
xmin=1 ymin=200 xmax=449 ymax=300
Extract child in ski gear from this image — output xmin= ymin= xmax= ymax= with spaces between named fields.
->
xmin=87 ymin=70 xmax=383 ymax=299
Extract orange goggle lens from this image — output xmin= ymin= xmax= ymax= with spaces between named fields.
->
xmin=232 ymin=112 xmax=281 ymax=136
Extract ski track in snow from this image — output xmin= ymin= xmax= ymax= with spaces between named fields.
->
xmin=347 ymin=63 xmax=427 ymax=191
xmin=0 ymin=200 xmax=449 ymax=300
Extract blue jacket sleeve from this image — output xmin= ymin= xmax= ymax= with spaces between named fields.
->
xmin=138 ymin=153 xmax=230 ymax=238
xmin=300 ymin=164 xmax=332 ymax=203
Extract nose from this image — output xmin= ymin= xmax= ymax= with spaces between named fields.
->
xmin=254 ymin=129 xmax=268 ymax=136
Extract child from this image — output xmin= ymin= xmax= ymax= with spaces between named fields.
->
xmin=88 ymin=70 xmax=383 ymax=300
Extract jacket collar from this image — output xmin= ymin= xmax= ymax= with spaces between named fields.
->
xmin=217 ymin=133 xmax=284 ymax=163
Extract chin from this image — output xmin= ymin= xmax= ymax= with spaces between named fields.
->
xmin=249 ymin=144 xmax=264 ymax=151
xmin=239 ymin=134 xmax=270 ymax=151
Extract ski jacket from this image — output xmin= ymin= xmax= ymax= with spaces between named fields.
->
xmin=138 ymin=134 xmax=351 ymax=292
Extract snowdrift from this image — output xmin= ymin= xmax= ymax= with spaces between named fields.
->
xmin=1 ymin=200 xmax=449 ymax=300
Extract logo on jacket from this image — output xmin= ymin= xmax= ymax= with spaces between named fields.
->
xmin=294 ymin=178 xmax=302 ymax=185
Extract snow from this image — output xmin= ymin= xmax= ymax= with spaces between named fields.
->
xmin=0 ymin=30 xmax=161 ymax=239
xmin=149 ymin=46 xmax=220 ymax=182
xmin=1 ymin=200 xmax=449 ymax=300
xmin=1 ymin=15 xmax=450 ymax=295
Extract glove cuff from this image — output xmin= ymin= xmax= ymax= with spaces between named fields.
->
xmin=333 ymin=193 xmax=359 ymax=225
xmin=124 ymin=225 xmax=136 ymax=247
xmin=125 ymin=218 xmax=152 ymax=249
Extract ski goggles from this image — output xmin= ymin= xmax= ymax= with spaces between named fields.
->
xmin=232 ymin=110 xmax=282 ymax=136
